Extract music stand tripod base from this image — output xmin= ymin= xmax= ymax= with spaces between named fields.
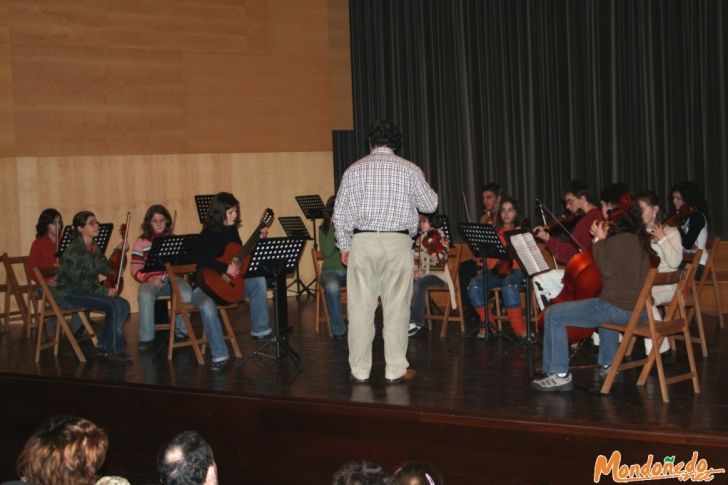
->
xmin=234 ymin=237 xmax=306 ymax=370
xmin=278 ymin=216 xmax=315 ymax=298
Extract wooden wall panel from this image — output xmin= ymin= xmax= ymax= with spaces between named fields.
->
xmin=0 ymin=0 xmax=15 ymax=154
xmin=1 ymin=0 xmax=350 ymax=157
xmin=3 ymin=151 xmax=334 ymax=313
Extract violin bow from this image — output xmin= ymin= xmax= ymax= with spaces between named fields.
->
xmin=115 ymin=212 xmax=131 ymax=292
xmin=461 ymin=191 xmax=472 ymax=223
xmin=535 ymin=199 xmax=586 ymax=252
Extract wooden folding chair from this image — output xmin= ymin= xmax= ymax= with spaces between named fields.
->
xmin=311 ymin=248 xmax=347 ymax=335
xmin=664 ymin=250 xmax=708 ymax=357
xmin=601 ymin=266 xmax=700 ymax=403
xmin=33 ymin=267 xmax=98 ymax=363
xmin=1 ymin=253 xmax=33 ymax=333
xmin=424 ymin=244 xmax=465 ymax=337
xmin=698 ymin=237 xmax=725 ymax=328
xmin=164 ymin=263 xmax=241 ymax=365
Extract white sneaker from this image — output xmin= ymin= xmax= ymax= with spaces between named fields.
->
xmin=408 ymin=323 xmax=423 ymax=337
xmin=530 ymin=373 xmax=574 ymax=392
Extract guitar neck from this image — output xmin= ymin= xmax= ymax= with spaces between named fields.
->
xmin=236 ymin=222 xmax=266 ymax=262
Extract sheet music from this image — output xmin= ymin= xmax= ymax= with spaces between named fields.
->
xmin=509 ymin=232 xmax=550 ymax=276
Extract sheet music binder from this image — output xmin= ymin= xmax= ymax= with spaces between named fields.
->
xmin=57 ymin=223 xmax=114 ymax=257
xmin=503 ymin=229 xmax=551 ymax=278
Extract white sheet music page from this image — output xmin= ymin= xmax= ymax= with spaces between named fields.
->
xmin=510 ymin=232 xmax=550 ymax=276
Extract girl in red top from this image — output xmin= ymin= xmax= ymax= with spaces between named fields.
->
xmin=466 ymin=197 xmax=527 ymax=338
xmin=28 ymin=208 xmax=63 ymax=285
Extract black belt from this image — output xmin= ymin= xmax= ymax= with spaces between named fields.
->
xmin=353 ymin=229 xmax=409 ymax=235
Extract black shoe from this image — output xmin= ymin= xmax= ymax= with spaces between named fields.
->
xmin=138 ymin=340 xmax=156 ymax=351
xmin=73 ymin=327 xmax=89 ymax=338
xmin=332 ymin=334 xmax=347 ymax=342
xmin=210 ymin=359 xmax=229 ymax=372
xmin=408 ymin=323 xmax=424 ymax=337
xmin=252 ymin=332 xmax=272 ymax=341
xmin=107 ymin=353 xmax=133 ymax=363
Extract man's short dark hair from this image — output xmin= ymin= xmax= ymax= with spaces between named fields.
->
xmin=481 ymin=183 xmax=501 ymax=197
xmin=158 ymin=431 xmax=214 ymax=485
xmin=562 ymin=180 xmax=597 ymax=205
xmin=332 ymin=460 xmax=390 ymax=485
xmin=368 ymin=119 xmax=402 ymax=152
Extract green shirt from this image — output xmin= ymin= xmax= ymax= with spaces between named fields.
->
xmin=55 ymin=238 xmax=111 ymax=298
xmin=319 ymin=225 xmax=344 ymax=271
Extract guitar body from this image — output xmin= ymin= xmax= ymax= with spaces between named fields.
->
xmin=198 ymin=242 xmax=247 ymax=304
xmin=196 ymin=208 xmax=275 ymax=304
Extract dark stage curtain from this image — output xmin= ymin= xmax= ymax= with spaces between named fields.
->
xmin=334 ymin=0 xmax=728 ymax=237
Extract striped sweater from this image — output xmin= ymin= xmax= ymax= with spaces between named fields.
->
xmin=131 ymin=233 xmax=168 ymax=282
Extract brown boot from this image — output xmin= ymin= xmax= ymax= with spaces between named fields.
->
xmin=507 ymin=307 xmax=527 ymax=338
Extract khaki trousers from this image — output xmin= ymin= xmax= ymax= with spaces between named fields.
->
xmin=347 ymin=232 xmax=413 ymax=380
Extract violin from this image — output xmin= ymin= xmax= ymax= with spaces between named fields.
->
xmin=104 ymin=212 xmax=131 ymax=295
xmin=537 ymin=209 xmax=585 ymax=234
xmin=421 ymin=229 xmax=446 ymax=256
xmin=492 ymin=219 xmax=530 ymax=277
xmin=662 ymin=204 xmax=694 ymax=227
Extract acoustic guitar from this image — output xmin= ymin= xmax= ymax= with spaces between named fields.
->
xmin=197 ymin=208 xmax=275 ymax=304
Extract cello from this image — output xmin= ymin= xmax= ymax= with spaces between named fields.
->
xmin=537 ymin=195 xmax=633 ymax=343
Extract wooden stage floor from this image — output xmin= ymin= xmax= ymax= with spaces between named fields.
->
xmin=1 ymin=297 xmax=727 ymax=484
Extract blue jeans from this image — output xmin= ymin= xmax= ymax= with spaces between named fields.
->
xmin=410 ymin=274 xmax=446 ymax=327
xmin=542 ymin=297 xmax=645 ymax=374
xmin=60 ymin=288 xmax=130 ymax=356
xmin=321 ymin=269 xmax=347 ymax=336
xmin=191 ymin=287 xmax=230 ymax=362
xmin=245 ymin=276 xmax=272 ymax=337
xmin=137 ymin=278 xmax=192 ymax=342
xmin=467 ymin=269 xmax=524 ymax=308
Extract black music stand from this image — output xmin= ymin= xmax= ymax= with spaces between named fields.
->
xmin=486 ymin=229 xmax=551 ymax=376
xmin=457 ymin=222 xmax=511 ymax=344
xmin=235 ymin=237 xmax=306 ymax=370
xmin=57 ymin=223 xmax=114 ymax=257
xmin=295 ymin=194 xmax=325 ymax=251
xmin=278 ymin=216 xmax=315 ymax=298
xmin=141 ymin=235 xmax=198 ymax=343
xmin=194 ymin=194 xmax=215 ymax=225
xmin=436 ymin=214 xmax=452 ymax=242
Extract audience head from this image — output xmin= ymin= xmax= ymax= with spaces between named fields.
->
xmin=35 ymin=208 xmax=63 ymax=239
xmin=158 ymin=430 xmax=217 ymax=485
xmin=204 ymin=192 xmax=240 ymax=231
xmin=16 ymin=415 xmax=108 ymax=485
xmin=392 ymin=462 xmax=444 ymax=485
xmin=332 ymin=460 xmax=391 ymax=485
xmin=368 ymin=119 xmax=402 ymax=152
xmin=141 ymin=204 xmax=173 ymax=239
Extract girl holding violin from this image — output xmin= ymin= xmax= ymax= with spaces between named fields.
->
xmin=319 ymin=195 xmax=347 ymax=340
xmin=131 ymin=204 xmax=192 ymax=351
xmin=408 ymin=213 xmax=452 ymax=337
xmin=531 ymin=201 xmax=652 ymax=392
xmin=466 ymin=197 xmax=527 ymax=338
xmin=670 ymin=181 xmax=709 ymax=280
xmin=638 ymin=190 xmax=683 ymax=356
xmin=54 ymin=211 xmax=132 ymax=362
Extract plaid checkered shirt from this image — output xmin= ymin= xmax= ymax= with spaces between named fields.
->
xmin=333 ymin=146 xmax=438 ymax=251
